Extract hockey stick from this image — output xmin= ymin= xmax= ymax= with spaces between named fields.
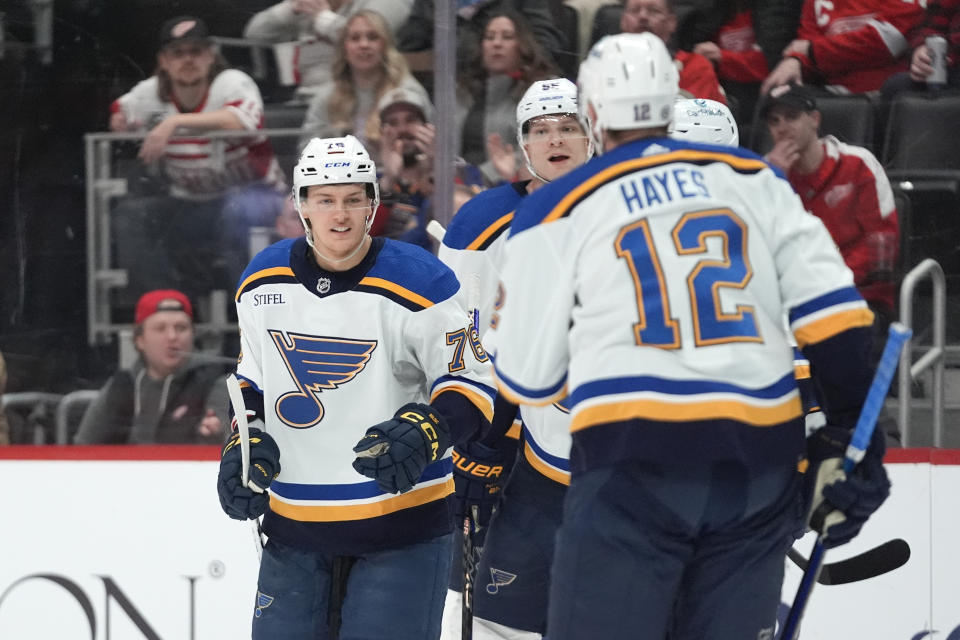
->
xmin=786 ymin=538 xmax=910 ymax=585
xmin=461 ymin=270 xmax=482 ymax=640
xmin=779 ymin=322 xmax=912 ymax=640
xmin=226 ymin=373 xmax=266 ymax=560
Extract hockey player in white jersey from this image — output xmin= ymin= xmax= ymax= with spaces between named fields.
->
xmin=668 ymin=97 xmax=739 ymax=146
xmin=438 ymin=78 xmax=591 ymax=640
xmin=489 ymin=33 xmax=891 ymax=639
xmin=216 ymin=134 xmax=496 ymax=639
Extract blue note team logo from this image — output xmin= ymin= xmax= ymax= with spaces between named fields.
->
xmin=269 ymin=330 xmax=377 ymax=428
xmin=255 ymin=591 xmax=274 ymax=618
xmin=486 ymin=568 xmax=517 ymax=594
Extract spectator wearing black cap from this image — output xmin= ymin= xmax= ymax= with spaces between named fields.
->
xmin=108 ymin=16 xmax=287 ymax=307
xmin=762 ymin=84 xmax=900 ymax=355
xmin=74 ymin=289 xmax=230 ymax=444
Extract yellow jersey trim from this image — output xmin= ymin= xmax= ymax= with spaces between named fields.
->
xmin=570 ymin=396 xmax=803 ymax=432
xmin=268 ymin=479 xmax=453 ymax=522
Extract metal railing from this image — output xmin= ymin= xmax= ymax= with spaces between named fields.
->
xmin=83 ymin=128 xmax=303 ymax=347
xmin=897 ymin=259 xmax=946 ymax=446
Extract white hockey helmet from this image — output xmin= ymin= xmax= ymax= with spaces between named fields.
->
xmin=669 ymin=98 xmax=740 ymax=146
xmin=577 ymin=32 xmax=679 ymax=154
xmin=293 ymin=134 xmax=380 ymax=246
xmin=515 ymin=78 xmax=591 ymax=181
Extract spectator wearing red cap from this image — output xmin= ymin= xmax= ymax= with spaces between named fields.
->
xmin=74 ymin=290 xmax=230 ymax=444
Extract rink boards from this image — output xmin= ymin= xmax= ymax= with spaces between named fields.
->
xmin=0 ymin=446 xmax=956 ymax=639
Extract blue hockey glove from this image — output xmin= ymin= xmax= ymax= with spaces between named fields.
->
xmin=803 ymin=425 xmax=890 ymax=549
xmin=451 ymin=440 xmax=506 ymax=528
xmin=352 ymin=403 xmax=451 ymax=494
xmin=217 ymin=427 xmax=281 ymax=521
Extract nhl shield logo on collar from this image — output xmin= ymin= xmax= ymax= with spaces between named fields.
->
xmin=317 ymin=277 xmax=331 ymax=294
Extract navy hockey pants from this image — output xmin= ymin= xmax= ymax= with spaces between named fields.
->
xmin=252 ymin=533 xmax=452 ymax=639
xmin=546 ymin=460 xmax=801 ymax=640
xmin=474 ymin=453 xmax=566 ymax=634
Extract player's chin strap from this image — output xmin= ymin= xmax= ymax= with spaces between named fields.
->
xmin=521 ymin=138 xmax=595 ymax=185
xmin=311 ymin=234 xmax=370 ymax=266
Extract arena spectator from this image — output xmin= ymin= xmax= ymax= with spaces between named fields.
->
xmin=619 ymin=0 xmax=728 ymax=105
xmin=457 ymin=10 xmax=558 ymax=183
xmin=300 ymin=10 xmax=429 ymax=161
xmin=397 ymin=0 xmax=565 ymax=72
xmin=242 ymin=0 xmax=414 ymax=98
xmin=74 ymin=290 xmax=230 ymax=445
xmin=885 ymin=0 xmax=960 ymax=95
xmin=109 ymin=15 xmax=287 ymax=308
xmin=761 ymin=0 xmax=925 ymax=95
xmin=762 ymin=84 xmax=899 ymax=355
xmin=678 ymin=0 xmax=796 ymax=74
xmin=374 ymin=86 xmax=486 ymax=249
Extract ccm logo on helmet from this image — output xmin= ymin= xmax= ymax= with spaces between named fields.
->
xmin=324 ymin=162 xmax=351 ymax=168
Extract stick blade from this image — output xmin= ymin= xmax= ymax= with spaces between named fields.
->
xmin=818 ymin=538 xmax=910 ymax=585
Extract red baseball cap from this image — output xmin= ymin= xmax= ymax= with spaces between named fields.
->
xmin=135 ymin=289 xmax=194 ymax=324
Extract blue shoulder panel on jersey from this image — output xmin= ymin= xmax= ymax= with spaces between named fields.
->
xmin=235 ymin=238 xmax=299 ymax=302
xmin=358 ymin=238 xmax=460 ymax=311
xmin=510 ymin=137 xmax=777 ymax=237
xmin=443 ymin=183 xmax=525 ymax=251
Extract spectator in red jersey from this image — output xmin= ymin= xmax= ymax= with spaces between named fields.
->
xmin=74 ymin=290 xmax=230 ymax=445
xmin=884 ymin=0 xmax=960 ymax=95
xmin=762 ymin=84 xmax=899 ymax=358
xmin=680 ymin=0 xmax=801 ymax=83
xmin=761 ymin=0 xmax=925 ymax=95
xmin=109 ymin=16 xmax=287 ymax=309
xmin=619 ymin=0 xmax=728 ymax=105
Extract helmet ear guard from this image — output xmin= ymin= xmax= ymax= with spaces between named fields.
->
xmin=577 ymin=33 xmax=679 ymax=155
xmin=292 ymin=134 xmax=380 ymax=247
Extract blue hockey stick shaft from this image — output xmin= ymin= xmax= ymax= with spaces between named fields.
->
xmin=779 ymin=322 xmax=912 ymax=640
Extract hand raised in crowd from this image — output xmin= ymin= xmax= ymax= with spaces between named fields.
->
xmin=910 ymin=44 xmax=934 ymax=82
xmin=290 ymin=0 xmax=330 ymax=16
xmin=198 ymin=409 xmax=224 ymax=438
xmin=765 ymin=138 xmax=800 ymax=173
xmin=139 ymin=116 xmax=179 ymax=163
xmin=761 ymin=56 xmax=803 ymax=95
xmin=380 ymin=122 xmax=435 ymax=185
xmin=486 ymin=132 xmax=517 ymax=183
xmin=692 ymin=41 xmax=721 ymax=63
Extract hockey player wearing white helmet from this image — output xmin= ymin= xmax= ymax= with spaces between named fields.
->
xmin=218 ymin=135 xmax=497 ymax=638
xmin=436 ymin=78 xmax=591 ymax=640
xmin=491 ymin=32 xmax=889 ymax=639
xmin=669 ymin=97 xmax=740 ymax=146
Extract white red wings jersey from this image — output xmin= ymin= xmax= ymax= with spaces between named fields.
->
xmin=489 ymin=138 xmax=874 ymax=474
xmin=440 ymin=182 xmax=572 ymax=485
xmin=235 ymin=237 xmax=495 ymax=553
xmin=796 ymin=0 xmax=924 ymax=92
xmin=113 ymin=69 xmax=285 ymax=199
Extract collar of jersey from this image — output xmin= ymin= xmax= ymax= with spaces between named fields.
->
xmin=290 ymin=236 xmax=385 ymax=298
